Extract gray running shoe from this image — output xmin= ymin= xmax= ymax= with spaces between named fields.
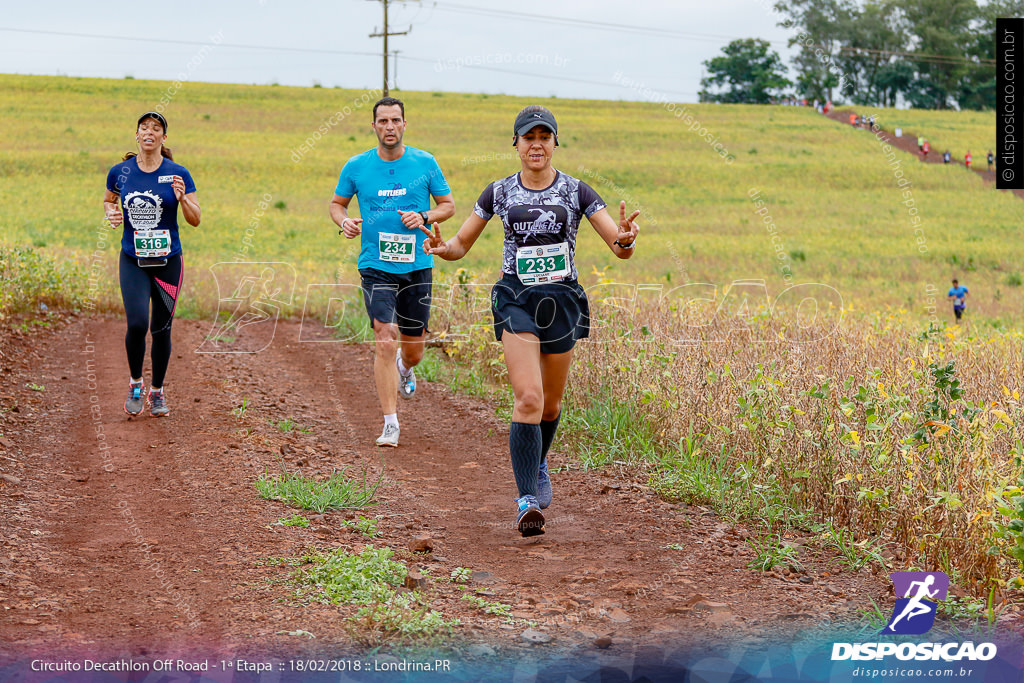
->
xmin=537 ymin=460 xmax=552 ymax=509
xmin=376 ymin=423 xmax=400 ymax=447
xmin=124 ymin=381 xmax=145 ymax=416
xmin=515 ymin=495 xmax=545 ymax=537
xmin=149 ymin=389 xmax=169 ymax=417
xmin=397 ymin=349 xmax=416 ymax=399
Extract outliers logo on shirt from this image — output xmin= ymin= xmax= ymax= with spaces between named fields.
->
xmin=509 ymin=206 xmax=567 ymax=240
xmin=377 ymin=183 xmax=407 ymax=198
xmin=123 ymin=190 xmax=164 ymax=229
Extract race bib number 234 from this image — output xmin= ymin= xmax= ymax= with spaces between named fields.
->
xmin=378 ymin=232 xmax=416 ymax=263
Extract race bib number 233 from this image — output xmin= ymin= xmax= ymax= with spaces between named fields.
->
xmin=516 ymin=242 xmax=569 ymax=285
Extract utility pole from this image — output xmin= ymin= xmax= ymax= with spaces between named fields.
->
xmin=367 ymin=0 xmax=412 ymax=96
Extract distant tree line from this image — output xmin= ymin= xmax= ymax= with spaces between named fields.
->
xmin=699 ymin=0 xmax=1024 ymax=109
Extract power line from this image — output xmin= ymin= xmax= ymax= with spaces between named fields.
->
xmin=0 ymin=25 xmax=698 ymax=99
xmin=431 ymin=1 xmax=758 ymax=44
xmin=367 ymin=0 xmax=417 ymax=96
xmin=0 ymin=27 xmax=379 ymax=58
xmin=837 ymin=44 xmax=995 ymax=66
xmin=396 ymin=53 xmax=698 ymax=98
xmin=433 ymin=2 xmax=997 ymax=70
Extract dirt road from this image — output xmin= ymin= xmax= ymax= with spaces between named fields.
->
xmin=0 ymin=314 xmax=923 ymax=663
xmin=825 ymin=108 xmax=1024 ymax=201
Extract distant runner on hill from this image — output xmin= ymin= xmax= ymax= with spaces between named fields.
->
xmin=423 ymin=105 xmax=639 ymax=537
xmin=943 ymin=150 xmax=951 ymax=164
xmin=947 ymin=279 xmax=969 ymax=322
xmin=103 ymin=112 xmax=201 ymax=418
xmin=965 ymin=151 xmax=972 ymax=169
xmin=988 ymin=150 xmax=994 ymax=172
xmin=922 ymin=140 xmax=930 ymax=160
xmin=850 ymin=113 xmax=857 ymax=126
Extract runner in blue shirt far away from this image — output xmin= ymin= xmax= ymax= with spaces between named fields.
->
xmin=947 ymin=278 xmax=969 ymax=322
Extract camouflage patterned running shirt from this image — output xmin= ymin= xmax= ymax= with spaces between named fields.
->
xmin=473 ymin=170 xmax=606 ymax=280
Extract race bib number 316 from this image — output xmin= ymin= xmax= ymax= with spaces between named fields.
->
xmin=378 ymin=232 xmax=416 ymax=263
xmin=516 ymin=242 xmax=570 ymax=285
xmin=133 ymin=229 xmax=171 ymax=258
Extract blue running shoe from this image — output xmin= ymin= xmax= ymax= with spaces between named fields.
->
xmin=515 ymin=495 xmax=545 ymax=537
xmin=537 ymin=460 xmax=552 ymax=509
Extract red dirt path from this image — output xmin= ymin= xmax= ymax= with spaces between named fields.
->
xmin=0 ymin=314 xmax=1019 ymax=663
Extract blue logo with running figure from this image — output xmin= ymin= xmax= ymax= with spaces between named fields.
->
xmin=883 ymin=571 xmax=949 ymax=635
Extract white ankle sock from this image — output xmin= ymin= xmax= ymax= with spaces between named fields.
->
xmin=384 ymin=413 xmax=398 ymax=428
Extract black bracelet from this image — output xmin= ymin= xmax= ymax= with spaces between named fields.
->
xmin=614 ymin=239 xmax=636 ymax=249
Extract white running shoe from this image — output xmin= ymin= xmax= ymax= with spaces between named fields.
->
xmin=376 ymin=423 xmax=400 ymax=447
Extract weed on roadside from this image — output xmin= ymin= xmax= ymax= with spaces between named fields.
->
xmin=256 ymin=466 xmax=380 ymax=513
xmin=341 ymin=516 xmax=381 ymax=538
xmin=746 ymin=533 xmax=803 ymax=572
xmin=283 ymin=545 xmax=457 ymax=646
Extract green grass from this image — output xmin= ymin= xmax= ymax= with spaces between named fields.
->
xmin=271 ymin=417 xmax=311 ymax=433
xmin=285 ymin=545 xmax=457 ymax=645
xmin=340 ymin=515 xmax=381 ymax=538
xmin=564 ymin=388 xmax=661 ymax=468
xmin=746 ymin=533 xmax=804 ymax=572
xmin=650 ymin=433 xmax=809 ymax=528
xmin=274 ymin=514 xmax=310 ymax=528
xmin=0 ymin=246 xmax=88 ymax=316
xmin=233 ymin=397 xmax=250 ymax=420
xmin=255 ymin=466 xmax=380 ymax=513
xmin=449 ymin=567 xmax=472 ymax=584
xmin=460 ymin=593 xmax=513 ymax=618
xmin=2 ymin=73 xmax=1021 ymax=325
xmin=813 ymin=520 xmax=889 ymax=571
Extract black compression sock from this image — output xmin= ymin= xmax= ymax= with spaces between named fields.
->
xmin=509 ymin=421 xmax=542 ymax=498
xmin=540 ymin=412 xmax=561 ymax=463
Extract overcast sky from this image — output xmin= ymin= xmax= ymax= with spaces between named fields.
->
xmin=0 ymin=0 xmax=798 ymax=102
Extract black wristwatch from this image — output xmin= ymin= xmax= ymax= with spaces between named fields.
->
xmin=419 ymin=211 xmax=430 ymax=225
xmin=614 ymin=238 xmax=636 ymax=249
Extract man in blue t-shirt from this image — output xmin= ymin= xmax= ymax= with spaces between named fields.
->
xmin=947 ymin=279 xmax=969 ymax=322
xmin=329 ymin=96 xmax=455 ymax=448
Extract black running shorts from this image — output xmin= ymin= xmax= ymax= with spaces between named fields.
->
xmin=359 ymin=267 xmax=432 ymax=336
xmin=491 ymin=274 xmax=590 ymax=354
